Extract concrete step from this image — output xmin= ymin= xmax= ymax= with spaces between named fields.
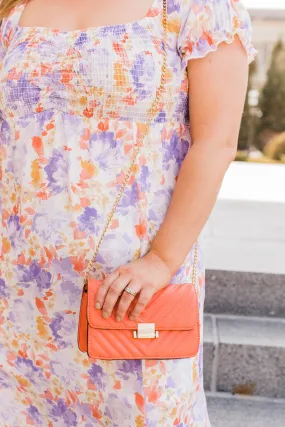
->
xmin=203 ymin=314 xmax=285 ymax=399
xmin=205 ymin=269 xmax=285 ymax=318
xmin=206 ymin=392 xmax=285 ymax=427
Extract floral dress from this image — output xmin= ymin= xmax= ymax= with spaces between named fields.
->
xmin=0 ymin=0 xmax=256 ymax=426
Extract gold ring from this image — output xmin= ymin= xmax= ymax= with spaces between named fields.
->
xmin=124 ymin=286 xmax=137 ymax=297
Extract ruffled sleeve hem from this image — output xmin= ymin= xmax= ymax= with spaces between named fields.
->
xmin=178 ymin=0 xmax=258 ymax=69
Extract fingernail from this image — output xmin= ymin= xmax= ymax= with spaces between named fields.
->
xmin=102 ymin=311 xmax=109 ymax=318
xmin=95 ymin=302 xmax=101 ymax=310
xmin=129 ymin=316 xmax=135 ymax=321
xmin=116 ymin=316 xmax=122 ymax=322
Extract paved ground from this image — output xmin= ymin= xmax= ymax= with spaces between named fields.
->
xmin=207 ymin=393 xmax=285 ymax=427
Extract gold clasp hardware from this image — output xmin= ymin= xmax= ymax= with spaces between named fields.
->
xmin=133 ymin=323 xmax=159 ymax=339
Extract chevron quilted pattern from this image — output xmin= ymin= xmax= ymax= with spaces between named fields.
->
xmin=78 ymin=279 xmax=200 ymax=360
xmin=87 ymin=279 xmax=198 ymax=330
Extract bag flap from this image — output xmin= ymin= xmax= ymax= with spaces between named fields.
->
xmin=87 ymin=279 xmax=198 ymax=331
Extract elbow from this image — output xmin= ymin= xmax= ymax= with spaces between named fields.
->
xmin=221 ymin=136 xmax=238 ymax=163
xmin=224 ymin=145 xmax=237 ymax=163
xmin=193 ymin=134 xmax=238 ymax=163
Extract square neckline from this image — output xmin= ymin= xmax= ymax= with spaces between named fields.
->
xmin=15 ymin=0 xmax=161 ymax=35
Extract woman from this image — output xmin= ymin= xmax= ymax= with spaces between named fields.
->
xmin=0 ymin=0 xmax=256 ymax=425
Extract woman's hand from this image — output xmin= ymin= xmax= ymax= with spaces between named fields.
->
xmin=95 ymin=251 xmax=172 ymax=322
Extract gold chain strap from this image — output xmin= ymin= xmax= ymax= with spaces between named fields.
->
xmin=84 ymin=0 xmax=199 ymax=289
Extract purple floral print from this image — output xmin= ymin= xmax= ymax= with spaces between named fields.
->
xmin=0 ymin=0 xmax=256 ymax=425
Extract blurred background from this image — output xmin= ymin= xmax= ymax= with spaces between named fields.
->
xmin=204 ymin=1 xmax=285 ymax=426
xmin=237 ymin=0 xmax=285 ymax=164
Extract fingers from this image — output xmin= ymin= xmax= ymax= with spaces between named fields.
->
xmin=101 ymin=274 xmax=132 ymax=319
xmin=115 ymin=280 xmax=141 ymax=321
xmin=95 ymin=270 xmax=120 ymax=310
xmin=95 ymin=265 xmax=157 ymax=322
xmin=129 ymin=288 xmax=153 ymax=320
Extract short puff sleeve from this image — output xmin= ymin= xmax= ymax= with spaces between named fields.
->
xmin=177 ymin=0 xmax=257 ymax=67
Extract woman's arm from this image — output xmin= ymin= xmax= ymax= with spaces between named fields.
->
xmin=151 ymin=35 xmax=249 ymax=274
xmin=96 ymin=37 xmax=249 ymax=322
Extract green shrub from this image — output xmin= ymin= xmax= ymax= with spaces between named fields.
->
xmin=235 ymin=151 xmax=248 ymax=162
xmin=247 ymin=156 xmax=283 ymax=164
xmin=238 ymin=62 xmax=257 ymax=151
xmin=264 ymin=131 xmax=285 ymax=161
xmin=257 ymin=39 xmax=285 ymax=149
xmin=234 ymin=151 xmax=285 ymax=164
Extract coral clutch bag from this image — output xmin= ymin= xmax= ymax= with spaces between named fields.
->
xmin=77 ymin=0 xmax=200 ymax=360
xmin=78 ymin=279 xmax=200 ymax=360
